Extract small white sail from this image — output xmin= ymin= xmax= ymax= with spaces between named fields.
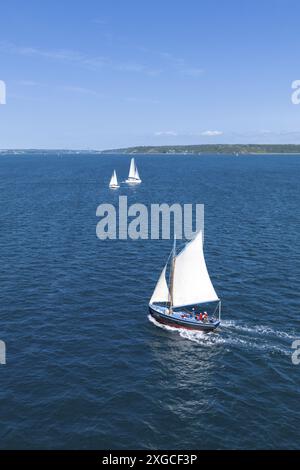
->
xmin=128 ymin=158 xmax=136 ymax=179
xmin=150 ymin=265 xmax=169 ymax=304
xmin=172 ymin=231 xmax=219 ymax=307
xmin=109 ymin=170 xmax=119 ymax=188
xmin=134 ymin=165 xmax=140 ymax=181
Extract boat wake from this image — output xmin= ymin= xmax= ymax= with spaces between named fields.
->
xmin=221 ymin=319 xmax=297 ymax=341
xmin=148 ymin=315 xmax=294 ymax=355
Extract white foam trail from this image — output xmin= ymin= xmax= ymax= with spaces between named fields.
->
xmin=148 ymin=314 xmax=178 ymax=333
xmin=221 ymin=319 xmax=297 ymax=341
xmin=148 ymin=315 xmax=291 ymax=354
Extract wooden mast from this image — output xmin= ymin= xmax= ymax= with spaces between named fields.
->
xmin=168 ymin=236 xmax=176 ymax=314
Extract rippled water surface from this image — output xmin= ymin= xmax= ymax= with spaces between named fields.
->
xmin=0 ymin=153 xmax=299 ymax=449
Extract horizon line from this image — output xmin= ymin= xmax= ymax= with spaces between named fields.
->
xmin=2 ymin=143 xmax=300 ymax=154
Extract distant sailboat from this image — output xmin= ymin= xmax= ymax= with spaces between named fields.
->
xmin=149 ymin=230 xmax=221 ymax=332
xmin=125 ymin=158 xmax=142 ymax=184
xmin=109 ymin=170 xmax=120 ymax=189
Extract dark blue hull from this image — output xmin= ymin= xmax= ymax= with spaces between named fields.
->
xmin=149 ymin=305 xmax=220 ymax=332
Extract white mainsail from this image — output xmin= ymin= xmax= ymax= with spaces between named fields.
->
xmin=109 ymin=170 xmax=119 ymax=187
xmin=128 ymin=158 xmax=136 ymax=179
xmin=171 ymin=231 xmax=219 ymax=307
xmin=126 ymin=157 xmax=141 ymax=182
xmin=150 ymin=265 xmax=169 ymax=304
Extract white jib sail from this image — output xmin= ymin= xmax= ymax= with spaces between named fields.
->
xmin=110 ymin=170 xmax=118 ymax=186
xmin=134 ymin=165 xmax=140 ymax=181
xmin=128 ymin=158 xmax=136 ymax=179
xmin=150 ymin=265 xmax=169 ymax=304
xmin=172 ymin=230 xmax=219 ymax=307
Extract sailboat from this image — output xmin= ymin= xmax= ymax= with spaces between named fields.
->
xmin=109 ymin=170 xmax=120 ymax=189
xmin=149 ymin=230 xmax=221 ymax=332
xmin=125 ymin=158 xmax=142 ymax=184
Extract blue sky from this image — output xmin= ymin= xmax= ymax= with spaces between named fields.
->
xmin=0 ymin=0 xmax=300 ymax=149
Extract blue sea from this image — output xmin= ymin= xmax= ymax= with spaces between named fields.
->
xmin=0 ymin=153 xmax=299 ymax=449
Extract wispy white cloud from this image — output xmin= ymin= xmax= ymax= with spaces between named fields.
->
xmin=160 ymin=51 xmax=204 ymax=77
xmin=14 ymin=80 xmax=103 ymax=98
xmin=62 ymin=85 xmax=104 ymax=98
xmin=1 ymin=41 xmax=203 ymax=80
xmin=155 ymin=130 xmax=224 ymax=138
xmin=112 ymin=62 xmax=161 ymax=75
xmin=160 ymin=52 xmax=184 ymax=67
xmin=0 ymin=41 xmax=160 ymax=76
xmin=0 ymin=41 xmax=84 ymax=62
xmin=155 ymin=131 xmax=178 ymax=136
xmin=17 ymin=79 xmax=41 ymax=86
xmin=201 ymin=130 xmax=223 ymax=136
xmin=125 ymin=96 xmax=160 ymax=104
xmin=182 ymin=67 xmax=204 ymax=77
xmin=92 ymin=19 xmax=108 ymax=26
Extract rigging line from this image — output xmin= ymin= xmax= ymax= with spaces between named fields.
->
xmin=164 ymin=247 xmax=173 ymax=307
xmin=212 ymin=302 xmax=219 ymax=318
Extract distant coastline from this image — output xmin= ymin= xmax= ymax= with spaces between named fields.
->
xmin=100 ymin=144 xmax=300 ymax=155
xmin=1 ymin=144 xmax=300 ymax=155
